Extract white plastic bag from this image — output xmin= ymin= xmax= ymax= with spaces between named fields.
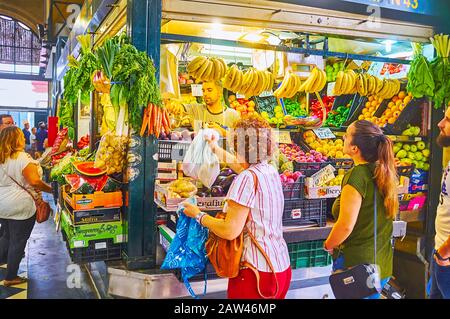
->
xmin=182 ymin=129 xmax=220 ymax=188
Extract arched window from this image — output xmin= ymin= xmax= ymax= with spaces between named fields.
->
xmin=0 ymin=15 xmax=41 ymax=75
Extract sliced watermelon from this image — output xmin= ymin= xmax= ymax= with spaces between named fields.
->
xmin=74 ymin=161 xmax=106 ymax=177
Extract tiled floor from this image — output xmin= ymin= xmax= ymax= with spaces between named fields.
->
xmin=0 ymin=194 xmax=96 ymax=299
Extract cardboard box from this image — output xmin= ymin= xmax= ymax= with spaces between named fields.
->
xmin=157 ymin=171 xmax=178 ymax=181
xmin=157 ymin=160 xmax=177 ymax=171
xmin=154 ymin=184 xmax=225 ymax=211
xmin=305 ymin=185 xmax=341 ymax=199
xmin=63 ymin=185 xmax=123 ymax=210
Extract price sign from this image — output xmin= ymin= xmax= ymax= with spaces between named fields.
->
xmin=313 ymin=128 xmax=336 ymax=140
xmin=191 ymin=84 xmax=203 ymax=97
xmin=259 ymin=91 xmax=274 ymax=98
xmin=327 ymin=82 xmax=335 ymax=97
xmin=276 ymin=131 xmax=292 ymax=144
xmin=236 ymin=93 xmax=246 ymax=99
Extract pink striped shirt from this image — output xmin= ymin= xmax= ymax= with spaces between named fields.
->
xmin=225 ymin=162 xmax=290 ymax=273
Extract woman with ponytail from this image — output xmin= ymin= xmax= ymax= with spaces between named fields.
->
xmin=324 ymin=120 xmax=398 ymax=299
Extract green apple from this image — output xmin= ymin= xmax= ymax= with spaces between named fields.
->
xmin=393 ymin=146 xmax=401 ymax=154
xmin=416 ymin=141 xmax=426 ymax=150
xmin=397 ymin=150 xmax=407 ymax=159
xmin=423 ymin=163 xmax=430 ymax=171
xmin=394 ymin=142 xmax=403 ymax=149
xmin=412 ymin=127 xmax=421 ymax=136
xmin=410 ymin=145 xmax=418 ymax=152
xmin=403 ymin=144 xmax=411 ymax=151
xmin=415 ymin=152 xmax=423 ymax=161
xmin=415 ymin=162 xmax=423 ymax=169
xmin=422 ymin=149 xmax=430 ymax=157
xmin=408 ymin=152 xmax=416 ymax=160
xmin=402 ymin=158 xmax=413 ymax=165
xmin=412 ymin=160 xmax=419 ymax=167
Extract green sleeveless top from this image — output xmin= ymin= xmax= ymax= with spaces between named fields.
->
xmin=332 ymin=163 xmax=393 ymax=279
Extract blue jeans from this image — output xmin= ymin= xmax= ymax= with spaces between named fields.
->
xmin=332 ymin=255 xmax=390 ymax=299
xmin=429 ymin=253 xmax=450 ymax=299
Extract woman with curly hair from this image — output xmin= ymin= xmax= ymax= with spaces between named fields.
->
xmin=0 ymin=127 xmax=52 ymax=287
xmin=183 ymin=115 xmax=291 ymax=299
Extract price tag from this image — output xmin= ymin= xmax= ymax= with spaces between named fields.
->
xmin=352 ymin=60 xmax=364 ymax=67
xmin=310 ymin=164 xmax=336 ymax=187
xmin=327 ymin=82 xmax=335 ymax=97
xmin=236 ymin=93 xmax=246 ymax=99
xmin=313 ymin=128 xmax=336 ymax=140
xmin=191 ymin=84 xmax=203 ymax=97
xmin=259 ymin=91 xmax=274 ymax=98
xmin=276 ymin=131 xmax=292 ymax=144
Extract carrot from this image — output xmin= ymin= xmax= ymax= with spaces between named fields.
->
xmin=149 ymin=103 xmax=156 ymax=136
xmin=146 ymin=103 xmax=153 ymax=137
xmin=140 ymin=106 xmax=149 ymax=137
xmin=154 ymin=106 xmax=162 ymax=138
xmin=161 ymin=109 xmax=170 ymax=133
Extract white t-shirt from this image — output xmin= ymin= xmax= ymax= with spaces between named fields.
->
xmin=435 ymin=161 xmax=450 ymax=250
xmin=225 ymin=162 xmax=290 ymax=273
xmin=184 ymin=103 xmax=239 ymax=132
xmin=0 ymin=152 xmax=41 ymax=220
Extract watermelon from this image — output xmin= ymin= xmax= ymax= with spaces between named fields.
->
xmin=74 ymin=161 xmax=106 ymax=177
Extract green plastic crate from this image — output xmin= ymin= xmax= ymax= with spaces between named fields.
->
xmin=61 ymin=209 xmax=125 ymax=249
xmin=288 ymin=240 xmax=332 ymax=269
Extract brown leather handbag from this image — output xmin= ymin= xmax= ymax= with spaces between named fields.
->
xmin=205 ymin=169 xmax=279 ymax=299
xmin=5 ymin=171 xmax=52 ymax=223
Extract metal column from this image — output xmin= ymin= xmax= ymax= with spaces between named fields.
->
xmin=123 ymin=0 xmax=161 ymax=270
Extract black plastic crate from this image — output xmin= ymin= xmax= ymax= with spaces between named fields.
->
xmin=397 ymin=165 xmax=415 ymax=179
xmin=329 ymin=158 xmax=354 ymax=171
xmin=383 ymin=98 xmax=425 ymax=135
xmin=293 ymin=161 xmax=331 ymax=177
xmin=69 ymin=238 xmax=122 ymax=264
xmin=283 ymin=199 xmax=327 ymax=227
xmin=158 ymin=140 xmax=191 ymax=162
xmin=283 ymin=176 xmax=305 ymax=200
xmin=344 ymin=95 xmax=368 ymax=126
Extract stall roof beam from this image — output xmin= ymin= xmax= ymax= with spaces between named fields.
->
xmin=161 ymin=33 xmax=411 ymax=65
xmin=162 ymin=0 xmax=434 ymax=43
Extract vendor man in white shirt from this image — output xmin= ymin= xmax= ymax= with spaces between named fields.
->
xmin=184 ymin=80 xmax=239 ymax=136
xmin=430 ymin=106 xmax=450 ymax=299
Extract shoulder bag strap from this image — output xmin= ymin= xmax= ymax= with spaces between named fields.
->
xmin=242 ymin=168 xmax=280 ymax=299
xmin=374 ymin=181 xmax=377 ymax=266
xmin=1 ymin=165 xmax=36 ymax=201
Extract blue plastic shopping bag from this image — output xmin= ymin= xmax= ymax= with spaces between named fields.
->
xmin=161 ymin=197 xmax=209 ymax=298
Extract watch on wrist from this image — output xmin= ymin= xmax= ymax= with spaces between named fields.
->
xmin=434 ymin=250 xmax=450 ymax=261
xmin=195 ymin=212 xmax=207 ymax=225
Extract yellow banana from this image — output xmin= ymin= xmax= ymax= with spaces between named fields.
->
xmin=223 ymin=65 xmax=237 ymax=90
xmin=230 ymin=68 xmax=243 ymax=93
xmin=274 ymin=71 xmax=292 ymax=98
xmin=302 ymin=68 xmax=319 ymax=93
xmin=195 ymin=59 xmax=211 ymax=80
xmin=187 ymin=56 xmax=207 ymax=74
xmin=217 ymin=58 xmax=227 ymax=79
xmin=333 ymin=71 xmax=345 ymax=95
xmin=285 ymin=73 xmax=298 ymax=98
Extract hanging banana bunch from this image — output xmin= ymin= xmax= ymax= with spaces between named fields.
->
xmin=273 ymin=71 xmax=303 ymax=99
xmin=187 ymin=56 xmax=227 ymax=82
xmin=333 ymin=70 xmax=358 ymax=95
xmin=298 ymin=67 xmax=327 ymax=94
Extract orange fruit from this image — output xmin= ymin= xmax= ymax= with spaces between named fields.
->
xmin=371 ymin=101 xmax=378 ymax=107
xmin=358 ymin=114 xmax=365 ymax=120
xmin=403 ymin=96 xmax=412 ymax=105
xmin=392 ymin=96 xmax=399 ymax=103
xmin=398 ymin=91 xmax=406 ymax=99
xmin=393 ymin=111 xmax=401 ymax=118
xmin=399 ymin=103 xmax=406 ymax=111
xmin=396 ymin=100 xmax=403 ymax=107
xmin=388 ymin=117 xmax=396 ymax=124
xmin=378 ymin=97 xmax=384 ymax=104
xmin=366 ymin=102 xmax=371 ymax=108
xmin=408 ymin=92 xmax=413 ymax=97
xmin=390 ymin=105 xmax=399 ymax=112
xmin=384 ymin=110 xmax=393 ymax=117
xmin=388 ymin=102 xmax=394 ymax=108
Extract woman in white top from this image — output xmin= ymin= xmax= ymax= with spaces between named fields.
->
xmin=0 ymin=126 xmax=52 ymax=287
xmin=183 ymin=115 xmax=291 ymax=299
